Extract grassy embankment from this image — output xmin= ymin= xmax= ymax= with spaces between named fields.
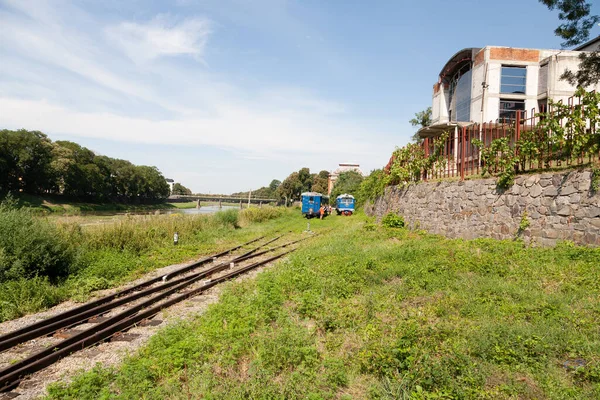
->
xmin=0 ymin=201 xmax=290 ymax=321
xmin=45 ymin=212 xmax=600 ymax=399
xmin=13 ymin=193 xmax=202 ymax=214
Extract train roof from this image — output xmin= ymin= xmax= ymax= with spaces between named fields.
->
xmin=336 ymin=193 xmax=355 ymax=199
xmin=301 ymin=192 xmax=323 ymax=197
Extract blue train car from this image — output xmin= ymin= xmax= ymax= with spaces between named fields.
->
xmin=335 ymin=194 xmax=355 ymax=216
xmin=301 ymin=192 xmax=328 ymax=219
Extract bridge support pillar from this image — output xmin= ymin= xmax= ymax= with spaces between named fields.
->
xmin=219 ymin=199 xmax=222 ymax=209
xmin=239 ymin=200 xmax=242 ymax=209
xmin=259 ymin=201 xmax=262 ymax=208
xmin=196 ymin=199 xmax=201 ymax=209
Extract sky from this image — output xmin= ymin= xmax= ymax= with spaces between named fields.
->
xmin=1 ymin=0 xmax=599 ymax=194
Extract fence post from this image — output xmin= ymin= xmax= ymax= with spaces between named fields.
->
xmin=515 ymin=110 xmax=521 ymax=172
xmin=423 ymin=137 xmax=429 ymax=181
xmin=461 ymin=126 xmax=466 ymax=180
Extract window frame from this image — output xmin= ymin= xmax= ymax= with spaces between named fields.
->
xmin=499 ymin=98 xmax=526 ymax=122
xmin=500 ymin=66 xmax=527 ymax=95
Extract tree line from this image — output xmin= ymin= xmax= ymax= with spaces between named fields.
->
xmin=0 ymin=129 xmax=170 ymax=203
xmin=237 ymin=167 xmax=367 ymax=206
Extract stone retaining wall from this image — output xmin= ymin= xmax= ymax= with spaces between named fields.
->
xmin=366 ymin=170 xmax=600 ymax=246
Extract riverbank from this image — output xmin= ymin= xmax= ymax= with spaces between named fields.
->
xmin=11 ymin=194 xmax=190 ymax=214
xmin=44 ymin=213 xmax=600 ymax=399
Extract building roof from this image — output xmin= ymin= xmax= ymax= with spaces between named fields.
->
xmin=574 ymin=35 xmax=600 ymax=51
xmin=301 ymin=192 xmax=323 ymax=197
xmin=438 ymin=48 xmax=479 ymax=83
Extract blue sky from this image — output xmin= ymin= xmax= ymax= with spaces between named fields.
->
xmin=1 ymin=0 xmax=598 ymax=193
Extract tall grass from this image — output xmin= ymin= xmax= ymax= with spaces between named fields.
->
xmin=0 ymin=202 xmax=294 ymax=321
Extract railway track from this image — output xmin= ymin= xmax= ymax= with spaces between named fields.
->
xmin=0 ymin=235 xmax=303 ymax=394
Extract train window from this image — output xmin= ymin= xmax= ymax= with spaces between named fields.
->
xmin=309 ymin=197 xmax=314 ymax=202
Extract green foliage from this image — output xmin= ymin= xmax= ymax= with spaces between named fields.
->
xmin=0 ymin=276 xmax=68 ymax=321
xmin=239 ymin=206 xmax=284 ymax=224
xmin=311 ymin=170 xmax=330 ymax=194
xmin=330 ymin=170 xmax=364 ymax=200
xmin=539 ymin=0 xmax=599 ymax=48
xmin=410 ymin=107 xmax=432 ymax=142
xmin=277 ymin=171 xmax=303 ymax=203
xmin=0 ymin=130 xmax=170 ymax=203
xmin=357 ymin=169 xmax=386 ymax=205
xmin=473 ymin=137 xmax=518 ymax=189
xmin=386 ymin=132 xmax=449 ymax=186
xmin=171 ymin=182 xmax=192 ymax=195
xmin=519 ymin=211 xmax=531 ymax=233
xmin=591 ymin=166 xmax=600 ymax=192
xmin=0 ymin=206 xmax=296 ymax=320
xmin=381 ymin=213 xmax=405 ymax=228
xmin=214 ymin=209 xmax=240 ymax=229
xmin=45 ymin=215 xmax=600 ymax=399
xmin=0 ymin=197 xmax=75 ymax=282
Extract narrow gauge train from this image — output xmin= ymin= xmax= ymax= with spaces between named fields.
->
xmin=301 ymin=192 xmax=329 ymax=219
xmin=335 ymin=193 xmax=355 ymax=216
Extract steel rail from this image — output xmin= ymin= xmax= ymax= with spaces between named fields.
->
xmin=0 ymin=235 xmax=283 ymax=352
xmin=0 ymin=250 xmax=294 ymax=392
xmin=0 ymin=234 xmax=266 ymax=346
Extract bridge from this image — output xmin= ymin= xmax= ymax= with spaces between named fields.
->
xmin=168 ymin=195 xmax=278 ymax=205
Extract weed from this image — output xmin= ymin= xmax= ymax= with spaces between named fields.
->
xmin=591 ymin=166 xmax=600 ymax=193
xmin=381 ymin=213 xmax=405 ymax=228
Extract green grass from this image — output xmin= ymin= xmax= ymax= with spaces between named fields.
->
xmin=45 ymin=213 xmax=600 ymax=399
xmin=0 ymin=205 xmax=295 ymax=320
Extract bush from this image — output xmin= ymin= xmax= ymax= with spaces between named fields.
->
xmin=214 ymin=209 xmax=239 ymax=229
xmin=381 ymin=213 xmax=405 ymax=228
xmin=239 ymin=207 xmax=284 ymax=224
xmin=0 ymin=198 xmax=75 ymax=282
xmin=0 ymin=276 xmax=68 ymax=321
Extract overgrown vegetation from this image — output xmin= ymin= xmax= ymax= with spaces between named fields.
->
xmin=377 ymin=88 xmax=600 ymax=193
xmin=0 ymin=198 xmax=288 ymax=321
xmin=381 ymin=212 xmax=405 ymax=228
xmin=46 ymin=213 xmax=600 ymax=399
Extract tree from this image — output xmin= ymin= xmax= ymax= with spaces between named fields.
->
xmin=409 ymin=107 xmax=432 ymax=142
xmin=0 ymin=129 xmax=55 ymax=194
xmin=540 ymin=0 xmax=600 ymax=86
xmin=277 ymin=172 xmax=303 ymax=205
xmin=297 ymin=167 xmax=313 ymax=192
xmin=330 ymin=171 xmax=364 ymax=200
xmin=269 ymin=179 xmax=281 ymax=192
xmin=171 ymin=182 xmax=192 ymax=196
xmin=311 ymin=170 xmax=329 ymax=194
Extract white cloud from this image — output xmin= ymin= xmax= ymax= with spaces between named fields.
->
xmin=0 ymin=96 xmax=386 ymax=159
xmin=106 ymin=16 xmax=212 ymax=63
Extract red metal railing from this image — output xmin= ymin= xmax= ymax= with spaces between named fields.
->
xmin=419 ymin=92 xmax=599 ymax=181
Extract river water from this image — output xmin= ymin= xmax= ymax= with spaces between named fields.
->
xmin=79 ymin=205 xmax=240 ymax=217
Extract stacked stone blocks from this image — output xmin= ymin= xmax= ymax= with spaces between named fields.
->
xmin=368 ymin=170 xmax=599 ymax=247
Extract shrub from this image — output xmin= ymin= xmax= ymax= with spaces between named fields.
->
xmin=214 ymin=209 xmax=240 ymax=228
xmin=381 ymin=213 xmax=405 ymax=228
xmin=0 ymin=276 xmax=68 ymax=321
xmin=0 ymin=198 xmax=75 ymax=282
xmin=239 ymin=207 xmax=284 ymax=224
